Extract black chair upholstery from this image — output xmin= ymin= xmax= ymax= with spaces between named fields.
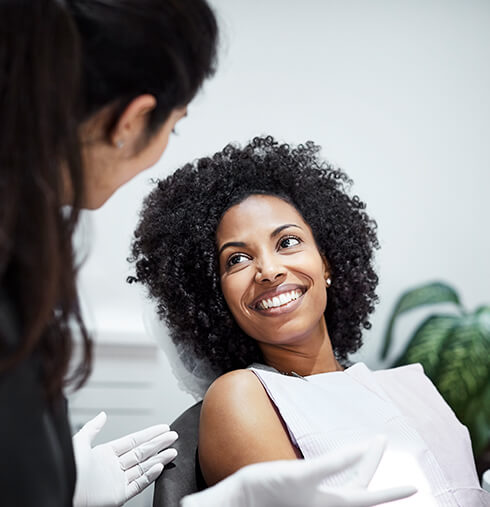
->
xmin=153 ymin=401 xmax=206 ymax=507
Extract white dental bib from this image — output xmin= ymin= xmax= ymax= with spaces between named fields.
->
xmin=249 ymin=362 xmax=488 ymax=506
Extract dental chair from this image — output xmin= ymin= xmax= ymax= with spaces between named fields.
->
xmin=153 ymin=401 xmax=206 ymax=507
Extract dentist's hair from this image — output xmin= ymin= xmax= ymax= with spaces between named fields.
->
xmin=0 ymin=0 xmax=217 ymax=398
xmin=130 ymin=136 xmax=379 ymax=376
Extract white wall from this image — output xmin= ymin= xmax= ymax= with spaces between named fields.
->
xmin=75 ymin=0 xmax=490 ymax=428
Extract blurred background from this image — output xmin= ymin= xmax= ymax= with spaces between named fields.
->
xmin=69 ymin=1 xmax=490 ymax=505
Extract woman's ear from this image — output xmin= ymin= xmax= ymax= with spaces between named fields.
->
xmin=109 ymin=94 xmax=157 ymax=149
xmin=321 ymin=254 xmax=332 ymax=283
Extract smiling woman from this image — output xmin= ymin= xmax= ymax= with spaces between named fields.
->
xmin=130 ymin=136 xmax=379 ymax=373
xmin=129 ymin=136 xmax=487 ymax=504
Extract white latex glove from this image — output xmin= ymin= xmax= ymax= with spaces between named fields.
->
xmin=182 ymin=436 xmax=416 ymax=507
xmin=73 ymin=412 xmax=178 ymax=507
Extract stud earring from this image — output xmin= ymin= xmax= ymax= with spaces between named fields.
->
xmin=325 ymin=277 xmax=332 ymax=288
xmin=116 ymin=140 xmax=125 ymax=149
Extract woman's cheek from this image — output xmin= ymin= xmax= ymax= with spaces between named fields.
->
xmin=221 ymin=275 xmax=245 ymax=316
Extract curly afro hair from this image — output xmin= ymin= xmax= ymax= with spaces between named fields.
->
xmin=129 ymin=136 xmax=379 ymax=376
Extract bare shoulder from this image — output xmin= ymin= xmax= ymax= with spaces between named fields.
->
xmin=201 ymin=369 xmax=265 ymax=415
xmin=198 ymin=369 xmax=299 ymax=486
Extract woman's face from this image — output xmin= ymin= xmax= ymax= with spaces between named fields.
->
xmin=217 ymin=194 xmax=331 ymax=348
xmin=77 ymin=103 xmax=187 ymax=209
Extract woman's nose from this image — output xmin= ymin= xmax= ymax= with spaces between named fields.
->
xmin=255 ymin=255 xmax=286 ymax=284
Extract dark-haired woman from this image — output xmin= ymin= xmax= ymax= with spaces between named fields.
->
xmin=131 ymin=136 xmax=488 ymax=506
xmin=0 ymin=1 xmax=217 ymax=505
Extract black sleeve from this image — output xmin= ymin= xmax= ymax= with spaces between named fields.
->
xmin=153 ymin=401 xmax=205 ymax=507
xmin=0 ymin=293 xmax=76 ymax=507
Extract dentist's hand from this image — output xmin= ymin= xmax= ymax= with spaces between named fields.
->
xmin=73 ymin=412 xmax=178 ymax=507
xmin=182 ymin=436 xmax=416 ymax=507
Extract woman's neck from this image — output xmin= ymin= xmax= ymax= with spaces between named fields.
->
xmin=258 ymin=319 xmax=343 ymax=376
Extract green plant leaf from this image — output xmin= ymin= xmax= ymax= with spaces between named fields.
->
xmin=462 ymin=386 xmax=490 ymax=457
xmin=380 ymin=281 xmax=461 ymax=359
xmin=434 ymin=321 xmax=490 ymax=419
xmin=394 ymin=315 xmax=458 ymax=378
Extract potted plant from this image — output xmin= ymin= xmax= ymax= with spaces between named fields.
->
xmin=380 ymin=281 xmax=490 ymax=474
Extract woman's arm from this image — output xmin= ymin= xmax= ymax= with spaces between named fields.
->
xmin=198 ymin=369 xmax=300 ymax=486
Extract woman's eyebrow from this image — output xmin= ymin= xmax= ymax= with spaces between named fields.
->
xmin=270 ymin=224 xmax=302 ymax=238
xmin=218 ymin=241 xmax=246 ymax=256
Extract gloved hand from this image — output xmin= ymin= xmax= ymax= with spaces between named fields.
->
xmin=73 ymin=412 xmax=178 ymax=507
xmin=181 ymin=436 xmax=416 ymax=507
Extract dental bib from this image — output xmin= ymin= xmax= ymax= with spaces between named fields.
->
xmin=249 ymin=362 xmax=488 ymax=506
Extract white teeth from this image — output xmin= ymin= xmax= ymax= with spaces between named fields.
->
xmin=257 ymin=289 xmax=303 ymax=310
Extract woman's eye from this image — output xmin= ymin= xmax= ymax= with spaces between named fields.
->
xmin=227 ymin=253 xmax=249 ymax=268
xmin=279 ymin=236 xmax=301 ymax=249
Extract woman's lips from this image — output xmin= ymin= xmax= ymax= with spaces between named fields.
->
xmin=249 ymin=284 xmax=307 ymax=316
xmin=255 ymin=291 xmax=306 ymax=316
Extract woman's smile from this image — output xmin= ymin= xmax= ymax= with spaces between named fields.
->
xmin=249 ymin=284 xmax=306 ymax=316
